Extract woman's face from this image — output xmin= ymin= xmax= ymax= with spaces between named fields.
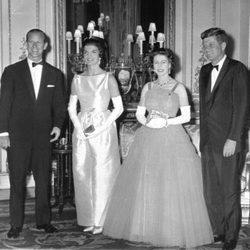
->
xmin=153 ymin=54 xmax=171 ymax=77
xmin=83 ymin=44 xmax=100 ymax=66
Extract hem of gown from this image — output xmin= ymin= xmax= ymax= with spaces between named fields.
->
xmin=104 ymin=234 xmax=213 ymax=248
xmin=103 ymin=232 xmax=213 ymax=249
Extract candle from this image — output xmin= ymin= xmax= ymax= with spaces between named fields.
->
xmin=149 ymin=34 xmax=155 ymax=47
xmin=87 ymin=22 xmax=95 ymax=38
xmin=105 ymin=16 xmax=110 ymax=30
xmin=98 ymin=17 xmax=103 ymax=30
xmin=74 ymin=29 xmax=81 ymax=54
xmin=66 ymin=31 xmax=73 ymax=54
xmin=135 ymin=25 xmax=143 ymax=34
xmin=126 ymin=34 xmax=134 ymax=57
xmin=148 ymin=23 xmax=156 ymax=48
xmin=157 ymin=33 xmax=165 ymax=48
xmin=137 ymin=32 xmax=146 ymax=55
xmin=77 ymin=25 xmax=84 ymax=48
xmin=148 ymin=22 xmax=156 ymax=33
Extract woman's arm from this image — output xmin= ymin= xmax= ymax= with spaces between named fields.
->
xmin=167 ymin=84 xmax=191 ymax=125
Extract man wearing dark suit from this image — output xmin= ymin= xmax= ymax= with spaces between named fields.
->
xmin=199 ymin=27 xmax=249 ymax=250
xmin=0 ymin=29 xmax=66 ymax=238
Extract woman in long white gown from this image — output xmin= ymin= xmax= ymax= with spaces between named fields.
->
xmin=68 ymin=37 xmax=123 ymax=234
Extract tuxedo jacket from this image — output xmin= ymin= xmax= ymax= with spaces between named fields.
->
xmin=0 ymin=58 xmax=66 ymax=147
xmin=199 ymin=57 xmax=249 ymax=154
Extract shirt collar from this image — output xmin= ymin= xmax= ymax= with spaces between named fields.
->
xmin=213 ymin=55 xmax=227 ymax=71
xmin=27 ymin=58 xmax=43 ymax=68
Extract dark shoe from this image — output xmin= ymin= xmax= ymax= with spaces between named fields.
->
xmin=36 ymin=224 xmax=58 ymax=233
xmin=222 ymin=239 xmax=237 ymax=250
xmin=214 ymin=234 xmax=225 ymax=243
xmin=7 ymin=226 xmax=22 ymax=239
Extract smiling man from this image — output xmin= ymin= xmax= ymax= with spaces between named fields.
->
xmin=199 ymin=27 xmax=249 ymax=250
xmin=0 ymin=29 xmax=67 ymax=239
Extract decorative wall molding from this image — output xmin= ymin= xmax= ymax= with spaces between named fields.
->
xmin=53 ymin=0 xmax=67 ymax=74
xmin=164 ymin=0 xmax=175 ymax=51
xmin=36 ymin=0 xmax=40 ymax=28
xmin=8 ymin=0 xmax=11 ymax=63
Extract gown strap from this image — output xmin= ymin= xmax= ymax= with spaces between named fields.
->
xmin=169 ymin=82 xmax=179 ymax=95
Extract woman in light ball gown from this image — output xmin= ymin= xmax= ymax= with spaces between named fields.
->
xmin=103 ymin=48 xmax=213 ymax=248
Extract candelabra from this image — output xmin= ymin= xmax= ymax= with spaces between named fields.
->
xmin=115 ymin=22 xmax=164 ymax=103
xmin=66 ymin=13 xmax=110 ymax=74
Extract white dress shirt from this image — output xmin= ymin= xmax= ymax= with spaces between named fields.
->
xmin=27 ymin=58 xmax=43 ymax=98
xmin=211 ymin=55 xmax=227 ymax=91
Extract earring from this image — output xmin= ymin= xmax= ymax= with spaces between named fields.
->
xmin=99 ymin=58 xmax=101 ymax=65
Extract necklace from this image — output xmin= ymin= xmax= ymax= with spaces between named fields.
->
xmin=155 ymin=77 xmax=173 ymax=87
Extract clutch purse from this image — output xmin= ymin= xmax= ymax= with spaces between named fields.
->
xmin=84 ymin=124 xmax=95 ymax=134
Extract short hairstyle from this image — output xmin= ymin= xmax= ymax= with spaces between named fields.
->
xmin=26 ymin=29 xmax=47 ymax=42
xmin=150 ymin=48 xmax=175 ymax=72
xmin=200 ymin=27 xmax=228 ymax=45
xmin=82 ymin=37 xmax=107 ymax=69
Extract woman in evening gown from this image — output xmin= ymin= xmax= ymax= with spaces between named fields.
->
xmin=103 ymin=48 xmax=213 ymax=248
xmin=68 ymin=37 xmax=123 ymax=234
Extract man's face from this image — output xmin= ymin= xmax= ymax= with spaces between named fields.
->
xmin=26 ymin=32 xmax=48 ymax=62
xmin=202 ymin=35 xmax=226 ymax=65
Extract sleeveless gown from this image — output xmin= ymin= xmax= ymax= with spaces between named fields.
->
xmin=103 ymin=83 xmax=213 ymax=248
xmin=71 ymin=72 xmax=121 ymax=227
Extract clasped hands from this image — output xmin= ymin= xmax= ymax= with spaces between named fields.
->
xmin=146 ymin=110 xmax=169 ymax=129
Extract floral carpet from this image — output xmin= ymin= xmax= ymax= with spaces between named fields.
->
xmin=0 ymin=199 xmax=250 ymax=249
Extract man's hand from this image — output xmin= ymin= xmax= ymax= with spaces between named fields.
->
xmin=0 ymin=136 xmax=10 ymax=149
xmin=223 ymin=139 xmax=236 ymax=157
xmin=50 ymin=127 xmax=61 ymax=142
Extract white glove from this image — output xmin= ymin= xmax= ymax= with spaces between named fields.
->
xmin=68 ymin=94 xmax=86 ymax=140
xmin=135 ymin=106 xmax=147 ymax=125
xmin=85 ymin=95 xmax=124 ymax=138
xmin=168 ymin=105 xmax=191 ymax=125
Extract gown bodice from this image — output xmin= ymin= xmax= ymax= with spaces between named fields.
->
xmin=145 ymin=83 xmax=180 ymax=118
xmin=73 ymin=73 xmax=110 ymax=112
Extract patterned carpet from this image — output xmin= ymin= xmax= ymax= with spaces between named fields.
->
xmin=0 ymin=199 xmax=250 ymax=249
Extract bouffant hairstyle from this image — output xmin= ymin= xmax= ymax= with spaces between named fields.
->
xmin=150 ymin=48 xmax=175 ymax=73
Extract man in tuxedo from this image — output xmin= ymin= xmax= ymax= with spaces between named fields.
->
xmin=0 ymin=29 xmax=66 ymax=238
xmin=199 ymin=27 xmax=249 ymax=250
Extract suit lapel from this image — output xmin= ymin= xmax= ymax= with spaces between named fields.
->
xmin=36 ymin=63 xmax=48 ymax=101
xmin=201 ymin=64 xmax=213 ymax=105
xmin=211 ymin=57 xmax=230 ymax=95
xmin=23 ymin=59 xmax=36 ymax=102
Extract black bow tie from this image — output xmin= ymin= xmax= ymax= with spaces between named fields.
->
xmin=32 ymin=61 xmax=43 ymax=67
xmin=212 ymin=65 xmax=219 ymax=71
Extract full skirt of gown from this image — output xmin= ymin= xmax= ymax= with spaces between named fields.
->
xmin=103 ymin=124 xmax=213 ymax=248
